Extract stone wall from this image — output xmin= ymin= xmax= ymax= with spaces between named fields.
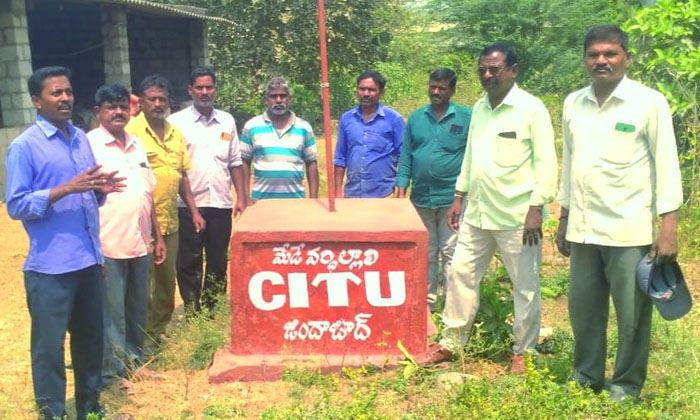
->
xmin=0 ymin=0 xmax=35 ymax=129
xmin=101 ymin=4 xmax=131 ymax=88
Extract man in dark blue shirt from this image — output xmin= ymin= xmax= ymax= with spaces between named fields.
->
xmin=5 ymin=66 xmax=123 ymax=420
xmin=334 ymin=71 xmax=405 ymax=198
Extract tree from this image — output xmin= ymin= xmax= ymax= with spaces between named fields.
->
xmin=425 ymin=0 xmax=638 ymax=96
xmin=624 ymin=0 xmax=700 ymax=202
xmin=154 ymin=0 xmax=404 ymax=125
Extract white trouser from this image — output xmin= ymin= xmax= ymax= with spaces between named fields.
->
xmin=440 ymin=223 xmax=542 ymax=355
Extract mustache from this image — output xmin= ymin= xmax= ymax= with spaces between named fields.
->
xmin=58 ymin=103 xmax=72 ymax=110
xmin=594 ymin=65 xmax=611 ymax=72
xmin=111 ymin=114 xmax=126 ymax=121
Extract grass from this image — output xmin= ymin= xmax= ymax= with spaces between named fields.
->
xmin=93 ymin=260 xmax=700 ymax=419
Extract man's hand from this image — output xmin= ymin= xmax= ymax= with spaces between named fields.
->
xmin=233 ymin=198 xmax=247 ymax=218
xmin=523 ymin=206 xmax=543 ymax=246
xmin=153 ymin=235 xmax=167 ymax=265
xmin=192 ymin=210 xmax=206 ymax=233
xmin=67 ymin=166 xmax=123 ymax=193
xmin=396 ymin=187 xmax=407 ymax=198
xmin=51 ymin=165 xmax=125 ymax=203
xmin=447 ymin=196 xmax=464 ymax=231
xmin=556 ymin=218 xmax=570 ymax=257
xmin=650 ymin=211 xmax=678 ymax=264
xmin=98 ymin=170 xmax=126 ymax=195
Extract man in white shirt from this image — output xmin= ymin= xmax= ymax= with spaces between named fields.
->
xmin=556 ymin=25 xmax=683 ymax=401
xmin=168 ymin=68 xmax=247 ymax=314
xmin=88 ymin=83 xmax=166 ymax=388
xmin=420 ymin=44 xmax=557 ymax=373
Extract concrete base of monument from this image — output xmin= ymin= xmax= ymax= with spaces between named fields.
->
xmin=208 ymin=351 xmax=400 ymax=382
xmin=209 ymin=308 xmax=439 ymax=383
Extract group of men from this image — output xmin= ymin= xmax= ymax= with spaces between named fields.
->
xmin=4 ymin=23 xmax=682 ymax=418
xmin=418 ymin=25 xmax=682 ymax=408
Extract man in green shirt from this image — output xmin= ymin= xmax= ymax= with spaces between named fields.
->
xmin=419 ymin=44 xmax=557 ymax=373
xmin=396 ymin=68 xmax=472 ymax=312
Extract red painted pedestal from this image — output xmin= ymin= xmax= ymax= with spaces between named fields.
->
xmin=209 ymin=198 xmax=428 ymax=382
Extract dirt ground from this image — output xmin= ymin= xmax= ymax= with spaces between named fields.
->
xmin=0 ymin=204 xmax=293 ymax=419
xmin=3 ymin=201 xmax=695 ymax=419
xmin=0 ymin=201 xmax=570 ymax=419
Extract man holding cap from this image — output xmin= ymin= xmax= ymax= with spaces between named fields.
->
xmin=556 ymin=25 xmax=683 ymax=401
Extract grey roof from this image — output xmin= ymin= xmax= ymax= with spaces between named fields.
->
xmin=72 ymin=0 xmax=234 ymax=24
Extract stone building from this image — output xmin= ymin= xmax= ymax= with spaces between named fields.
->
xmin=0 ymin=0 xmax=231 ymax=197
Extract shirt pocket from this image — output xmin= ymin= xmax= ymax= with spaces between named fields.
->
xmin=600 ymin=122 xmax=641 ymax=166
xmin=438 ymin=125 xmax=467 ymax=153
xmin=366 ymin=128 xmax=394 ymax=153
xmin=495 ymin=131 xmax=531 ymax=168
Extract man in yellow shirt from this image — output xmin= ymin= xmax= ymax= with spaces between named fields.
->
xmin=420 ymin=43 xmax=557 ymax=373
xmin=126 ymin=75 xmax=205 ymax=351
xmin=556 ymin=25 xmax=682 ymax=401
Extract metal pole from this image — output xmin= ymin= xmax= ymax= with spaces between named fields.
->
xmin=317 ymin=0 xmax=336 ymax=211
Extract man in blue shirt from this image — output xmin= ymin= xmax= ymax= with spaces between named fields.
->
xmin=334 ymin=71 xmax=405 ymax=197
xmin=5 ymin=66 xmax=123 ymax=420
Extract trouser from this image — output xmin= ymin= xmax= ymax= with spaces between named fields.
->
xmin=24 ymin=265 xmax=103 ymax=420
xmin=102 ymin=255 xmax=150 ymax=385
xmin=177 ymin=206 xmax=232 ymax=312
xmin=414 ymin=206 xmax=457 ymax=309
xmin=145 ymin=231 xmax=179 ymax=346
xmin=441 ymin=224 xmax=542 ymax=355
xmin=569 ymin=242 xmax=652 ymax=398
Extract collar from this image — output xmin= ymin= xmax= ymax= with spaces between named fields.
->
xmin=424 ymin=102 xmax=456 ymax=120
xmin=482 ymin=83 xmax=519 ymax=111
xmin=190 ymin=105 xmax=219 ymax=125
xmin=352 ymin=103 xmax=386 ymax=119
xmin=36 ymin=114 xmax=77 ymax=141
xmin=585 ymin=75 xmax=632 ymax=105
xmin=134 ymin=112 xmax=175 ymax=142
xmin=98 ymin=124 xmax=135 ymax=150
xmin=262 ymin=110 xmax=297 ymax=126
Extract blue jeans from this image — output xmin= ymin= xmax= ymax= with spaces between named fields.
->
xmin=24 ymin=265 xmax=103 ymax=420
xmin=102 ymin=256 xmax=150 ymax=385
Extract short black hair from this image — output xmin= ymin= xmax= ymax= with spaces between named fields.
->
xmin=479 ymin=43 xmax=518 ymax=67
xmin=137 ymin=74 xmax=172 ymax=98
xmin=429 ymin=68 xmax=457 ymax=89
xmin=357 ymin=70 xmax=386 ymax=91
xmin=27 ymin=66 xmax=71 ymax=97
xmin=189 ymin=67 xmax=216 ymax=86
xmin=584 ymin=25 xmax=629 ymax=54
xmin=94 ymin=84 xmax=130 ymax=107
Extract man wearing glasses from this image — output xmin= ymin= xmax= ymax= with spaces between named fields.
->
xmin=420 ymin=43 xmax=557 ymax=373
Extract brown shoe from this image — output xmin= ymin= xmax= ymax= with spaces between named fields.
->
xmin=417 ymin=343 xmax=454 ymax=366
xmin=510 ymin=354 xmax=525 ymax=374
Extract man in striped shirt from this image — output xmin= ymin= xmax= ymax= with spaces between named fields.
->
xmin=240 ymin=77 xmax=319 ymax=201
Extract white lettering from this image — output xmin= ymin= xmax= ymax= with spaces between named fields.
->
xmin=364 ymin=271 xmax=406 ymax=307
xmin=282 ymin=314 xmax=373 ymax=342
xmin=248 ymin=271 xmax=286 ymax=311
xmin=248 ymin=271 xmax=406 ymax=310
xmin=312 ymin=272 xmax=362 ymax=307
xmin=288 ymin=272 xmax=309 ymax=308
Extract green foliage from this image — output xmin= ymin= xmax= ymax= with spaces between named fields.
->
xmin=203 ymin=401 xmax=245 ymax=419
xmin=678 ymin=205 xmax=700 ymax=259
xmin=425 ymin=0 xmax=637 ymax=96
xmin=540 ymin=267 xmax=569 ymax=300
xmin=154 ymin=0 xmax=405 ymax=126
xmin=156 ymin=295 xmax=230 ymax=370
xmin=624 ymin=0 xmax=700 ymax=204
xmin=465 ymin=264 xmax=514 ymax=360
